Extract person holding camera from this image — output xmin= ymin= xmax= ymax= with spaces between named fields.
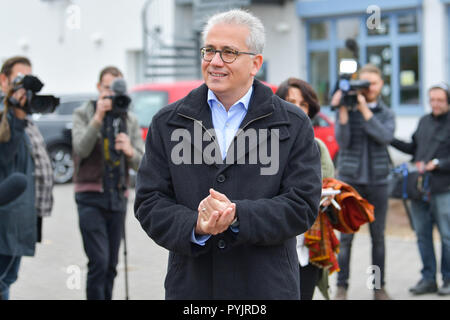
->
xmin=390 ymin=83 xmax=450 ymax=296
xmin=0 ymin=56 xmax=54 ymax=300
xmin=331 ymin=64 xmax=395 ymax=300
xmin=72 ymin=66 xmax=144 ymax=300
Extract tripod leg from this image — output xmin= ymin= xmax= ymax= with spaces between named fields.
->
xmin=123 ymin=216 xmax=129 ymax=300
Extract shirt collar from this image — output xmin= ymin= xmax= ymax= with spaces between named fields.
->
xmin=207 ymin=85 xmax=253 ymax=111
xmin=367 ymin=101 xmax=378 ymax=109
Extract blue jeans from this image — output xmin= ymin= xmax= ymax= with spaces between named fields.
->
xmin=337 ymin=184 xmax=388 ymax=289
xmin=0 ymin=255 xmax=22 ymax=300
xmin=410 ymin=191 xmax=450 ymax=283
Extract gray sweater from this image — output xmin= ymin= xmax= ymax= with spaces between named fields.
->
xmin=335 ymin=100 xmax=395 ymax=185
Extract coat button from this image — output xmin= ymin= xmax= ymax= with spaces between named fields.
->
xmin=217 ymin=239 xmax=226 ymax=249
xmin=217 ymin=174 xmax=226 ymax=183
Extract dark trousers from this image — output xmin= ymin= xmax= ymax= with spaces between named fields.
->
xmin=0 ymin=255 xmax=21 ymax=300
xmin=337 ymin=184 xmax=388 ymax=289
xmin=76 ymin=202 xmax=126 ymax=300
xmin=299 ymin=263 xmax=320 ymax=300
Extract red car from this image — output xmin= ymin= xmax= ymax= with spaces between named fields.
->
xmin=129 ymin=80 xmax=338 ymax=160
xmin=311 ymin=112 xmax=339 ymax=161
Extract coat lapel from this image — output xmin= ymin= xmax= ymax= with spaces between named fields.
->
xmin=166 ymin=80 xmax=291 ymax=171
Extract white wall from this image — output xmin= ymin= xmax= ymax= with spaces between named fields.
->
xmin=392 ymin=0 xmax=448 ymax=147
xmin=0 ymin=0 xmax=146 ymax=94
xmin=252 ymin=1 xmax=303 ymax=86
xmin=422 ymin=0 xmax=448 ymax=112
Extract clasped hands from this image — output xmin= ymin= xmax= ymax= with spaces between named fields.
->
xmin=195 ymin=188 xmax=236 ymax=236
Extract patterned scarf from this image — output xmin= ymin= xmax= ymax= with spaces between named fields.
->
xmin=24 ymin=120 xmax=54 ymax=217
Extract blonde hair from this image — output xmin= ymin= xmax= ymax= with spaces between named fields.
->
xmin=359 ymin=63 xmax=382 ymax=77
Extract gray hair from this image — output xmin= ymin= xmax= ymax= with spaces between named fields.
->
xmin=201 ymin=9 xmax=265 ymax=54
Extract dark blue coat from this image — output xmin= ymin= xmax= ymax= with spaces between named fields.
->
xmin=0 ymin=109 xmax=36 ymax=257
xmin=134 ymin=80 xmax=321 ymax=299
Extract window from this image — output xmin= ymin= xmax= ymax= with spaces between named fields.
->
xmin=337 ymin=18 xmax=359 ymax=40
xmin=398 ymin=13 xmax=417 ymax=34
xmin=308 ymin=21 xmax=329 ymax=40
xmin=367 ymin=15 xmax=389 ymax=36
xmin=306 ymin=9 xmax=421 ymax=113
xmin=130 ymin=91 xmax=168 ymax=128
xmin=367 ymin=45 xmax=392 ymax=106
xmin=309 ymin=51 xmax=330 ymax=105
xmin=56 ymin=101 xmax=84 ymax=115
xmin=399 ymin=46 xmax=419 ymax=104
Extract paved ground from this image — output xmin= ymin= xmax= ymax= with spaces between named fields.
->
xmin=9 ymin=184 xmax=449 ymax=300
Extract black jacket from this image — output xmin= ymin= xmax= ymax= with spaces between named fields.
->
xmin=134 ymin=80 xmax=322 ymax=299
xmin=335 ymin=100 xmax=395 ymax=185
xmin=391 ymin=111 xmax=450 ymax=194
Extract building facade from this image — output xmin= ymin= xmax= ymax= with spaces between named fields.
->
xmin=1 ymin=0 xmax=448 ymax=142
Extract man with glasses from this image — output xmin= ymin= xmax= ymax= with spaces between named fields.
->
xmin=134 ymin=9 xmax=322 ymax=299
xmin=72 ymin=66 xmax=144 ymax=300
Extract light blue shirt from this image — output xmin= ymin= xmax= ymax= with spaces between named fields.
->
xmin=191 ymin=86 xmax=253 ymax=246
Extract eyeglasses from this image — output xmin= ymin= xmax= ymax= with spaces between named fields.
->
xmin=200 ymin=47 xmax=256 ymax=64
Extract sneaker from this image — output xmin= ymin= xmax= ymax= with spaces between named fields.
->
xmin=409 ymin=279 xmax=438 ymax=295
xmin=334 ymin=286 xmax=347 ymax=300
xmin=438 ymin=281 xmax=450 ymax=296
xmin=374 ymin=288 xmax=392 ymax=300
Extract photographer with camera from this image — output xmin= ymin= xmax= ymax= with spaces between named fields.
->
xmin=72 ymin=66 xmax=143 ymax=300
xmin=0 ymin=56 xmax=54 ymax=300
xmin=331 ymin=63 xmax=395 ymax=300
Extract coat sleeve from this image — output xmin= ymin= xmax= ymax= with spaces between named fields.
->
xmin=0 ymin=111 xmax=27 ymax=167
xmin=362 ymin=109 xmax=395 ymax=145
xmin=390 ymin=117 xmax=421 ymax=156
xmin=232 ymin=118 xmax=322 ymax=246
xmin=72 ymin=102 xmax=102 ymax=159
xmin=126 ymin=114 xmax=144 ymax=171
xmin=134 ymin=116 xmax=209 ymax=257
xmin=390 ymin=137 xmax=416 ymax=156
xmin=334 ymin=111 xmax=351 ymax=149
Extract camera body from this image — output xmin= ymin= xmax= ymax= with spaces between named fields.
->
xmin=8 ymin=74 xmax=60 ymax=114
xmin=105 ymin=78 xmax=131 ymax=116
xmin=106 ymin=94 xmax=131 ymax=116
xmin=339 ymin=77 xmax=370 ymax=109
xmin=334 ymin=59 xmax=370 ymax=110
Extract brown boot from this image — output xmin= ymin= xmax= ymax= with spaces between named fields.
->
xmin=374 ymin=288 xmax=392 ymax=300
xmin=334 ymin=286 xmax=347 ymax=300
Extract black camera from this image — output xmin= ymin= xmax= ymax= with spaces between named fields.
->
xmin=335 ymin=59 xmax=370 ymax=110
xmin=8 ymin=74 xmax=60 ymax=114
xmin=105 ymin=78 xmax=131 ymax=116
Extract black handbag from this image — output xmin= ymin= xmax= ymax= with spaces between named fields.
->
xmin=388 ymin=163 xmax=431 ymax=201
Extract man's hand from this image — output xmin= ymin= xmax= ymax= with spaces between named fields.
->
xmin=115 ymin=132 xmax=134 ymax=158
xmin=415 ymin=161 xmax=425 ymax=174
xmin=331 ymin=90 xmax=349 ymax=125
xmin=93 ymin=96 xmax=112 ymax=124
xmin=195 ymin=189 xmax=236 ymax=235
xmin=425 ymin=160 xmax=438 ymax=172
xmin=330 ymin=90 xmax=342 ymax=108
xmin=356 ymin=93 xmax=373 ymax=121
xmin=11 ymin=88 xmax=28 ymax=119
